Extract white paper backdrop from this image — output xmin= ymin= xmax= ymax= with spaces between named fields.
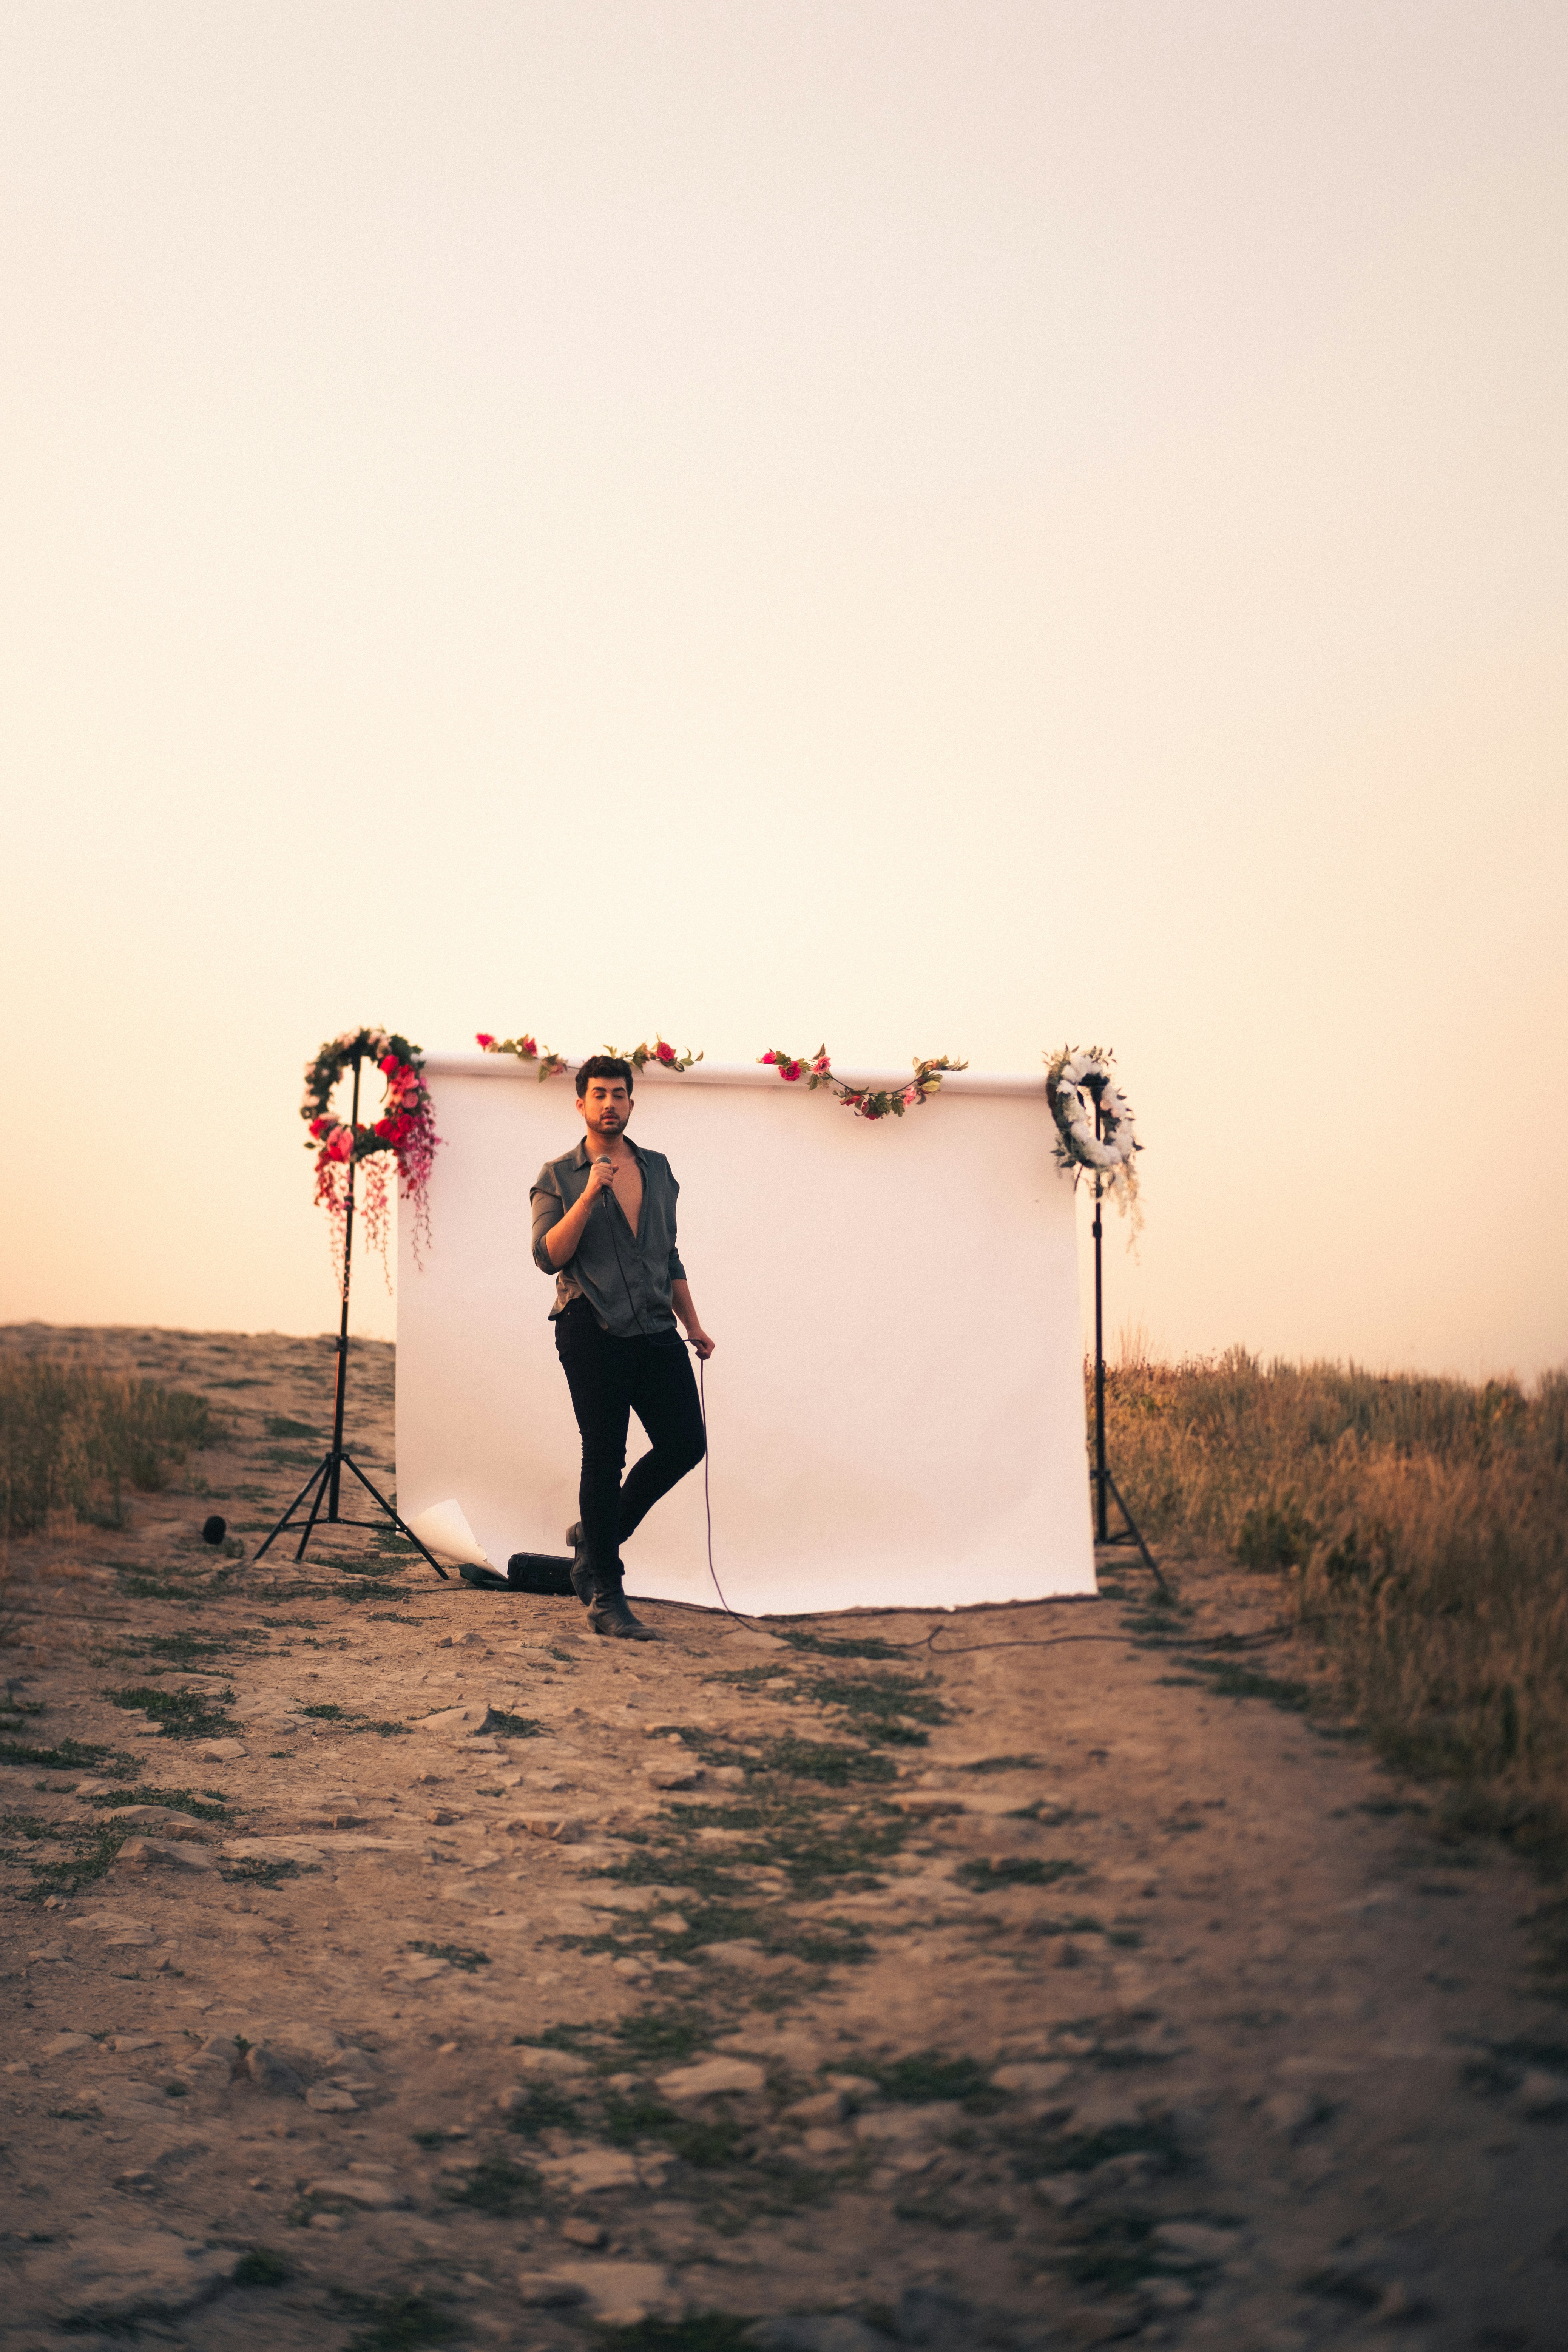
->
xmin=395 ymin=1055 xmax=1095 ymax=1614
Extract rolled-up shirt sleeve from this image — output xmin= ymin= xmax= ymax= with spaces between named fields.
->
xmin=530 ymin=1171 xmax=565 ymax=1275
xmin=667 ymin=1173 xmax=685 ymax=1284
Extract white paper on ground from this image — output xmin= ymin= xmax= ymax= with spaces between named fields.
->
xmin=403 ymin=1497 xmax=492 ymax=1570
xmin=396 ymin=1055 xmax=1095 ymax=1615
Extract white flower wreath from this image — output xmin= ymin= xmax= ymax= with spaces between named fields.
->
xmin=1045 ymin=1045 xmax=1142 ymax=1221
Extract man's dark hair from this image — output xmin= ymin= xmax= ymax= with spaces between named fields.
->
xmin=575 ymin=1054 xmax=633 ymax=1099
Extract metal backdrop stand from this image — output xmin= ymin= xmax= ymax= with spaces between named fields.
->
xmin=254 ymin=1047 xmax=447 ymax=1580
xmin=1088 ymin=1105 xmax=1167 ymax=1593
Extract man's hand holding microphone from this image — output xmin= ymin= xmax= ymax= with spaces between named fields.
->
xmin=542 ymin=1154 xmax=617 ymax=1269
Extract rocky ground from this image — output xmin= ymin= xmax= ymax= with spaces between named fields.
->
xmin=1 ymin=1324 xmax=1565 ymax=2352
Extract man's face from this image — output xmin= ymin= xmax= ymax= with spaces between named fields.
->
xmin=579 ymin=1079 xmax=631 ymax=1141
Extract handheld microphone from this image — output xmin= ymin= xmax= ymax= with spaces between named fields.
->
xmin=593 ymin=1156 xmax=614 ymax=1201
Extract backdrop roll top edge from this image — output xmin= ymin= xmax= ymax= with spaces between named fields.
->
xmin=422 ymin=1053 xmax=1049 ymax=1099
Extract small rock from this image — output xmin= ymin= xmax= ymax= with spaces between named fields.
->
xmin=1087 ymin=2150 xmax=1165 ymax=2193
xmin=1033 ymin=2174 xmax=1088 ymax=2212
xmin=246 ymin=2045 xmax=306 ymax=2097
xmin=508 ymin=2048 xmax=594 ymax=2081
xmin=699 ymin=1940 xmax=796 ymax=1976
xmin=647 ymin=1766 xmax=704 ymax=1790
xmin=536 ymin=2147 xmax=643 ymax=2195
xmin=113 ymin=2035 xmax=161 ymax=2054
xmin=417 ymin=1702 xmax=494 ymax=1737
xmin=1262 ymin=2087 xmax=1322 ymax=2140
xmin=113 ymin=1837 xmax=217 ymax=1875
xmin=309 ymin=2212 xmax=346 ymax=2232
xmin=27 ymin=2230 xmax=238 ymax=2321
xmin=1139 ymin=2279 xmax=1199 ymax=2313
xmin=546 ymin=2260 xmax=676 ymax=2323
xmin=560 ymin=2217 xmax=606 ymax=2247
xmin=801 ymin=2126 xmax=853 ymax=2156
xmin=744 ymin=2318 xmax=893 ymax=2352
xmin=40 ymin=2032 xmax=93 ymax=2058
xmin=306 ymin=2174 xmax=407 ymax=2209
xmin=194 ymin=1740 xmax=247 ymax=1761
xmin=426 ymin=1809 xmax=463 ymax=1826
xmin=107 ymin=1926 xmax=160 ymax=1948
xmin=853 ymin=2103 xmax=959 ymax=2145
xmin=504 ymin=1812 xmax=583 ymax=1842
xmin=1152 ymin=2221 xmax=1242 ymax=2266
xmin=29 ymin=1942 xmax=70 ymax=1963
xmin=1512 ymin=2068 xmax=1568 ymax=2121
xmin=265 ymin=2024 xmax=344 ymax=2069
xmin=656 ymin=2056 xmax=767 ymax=2100
xmin=651 ymin=1912 xmax=689 ymax=1934
xmin=992 ymin=2061 xmax=1072 ymax=2096
xmin=101 ymin=1807 xmax=220 ymax=1842
xmin=784 ymin=2088 xmax=847 ymax=2126
xmin=306 ymin=2085 xmax=358 ymax=2112
xmin=1070 ymin=2082 xmax=1148 ymax=2133
xmin=515 ymin=2273 xmax=589 ymax=2308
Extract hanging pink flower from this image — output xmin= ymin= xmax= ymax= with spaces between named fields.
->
xmin=902 ymin=1084 xmax=921 ymax=1107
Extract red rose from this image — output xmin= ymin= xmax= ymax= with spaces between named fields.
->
xmin=475 ymin=1033 xmax=495 ymax=1050
xmin=761 ymin=1051 xmax=777 ymax=1065
xmin=520 ymin=1035 xmax=537 ymax=1056
xmin=656 ymin=1040 xmax=676 ymax=1065
xmin=782 ymin=1061 xmax=802 ymax=1082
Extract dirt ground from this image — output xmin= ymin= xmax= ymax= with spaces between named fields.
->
xmin=2 ymin=1324 xmax=1565 ymax=2352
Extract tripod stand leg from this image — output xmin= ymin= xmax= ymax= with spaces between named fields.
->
xmin=252 ymin=1457 xmax=331 ymax=1563
xmin=1105 ymin=1470 xmax=1169 ymax=1596
xmin=338 ymin=1453 xmax=450 ymax=1582
xmin=294 ymin=1455 xmax=335 ymax=1562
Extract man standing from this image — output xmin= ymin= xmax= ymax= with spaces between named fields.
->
xmin=530 ymin=1056 xmax=715 ymax=1641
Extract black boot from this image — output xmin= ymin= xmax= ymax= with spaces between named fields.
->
xmin=587 ymin=1563 xmax=658 ymax=1642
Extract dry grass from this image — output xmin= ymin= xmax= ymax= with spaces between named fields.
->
xmin=1102 ymin=1350 xmax=1568 ymax=1861
xmin=0 ymin=1357 xmax=222 ymax=1539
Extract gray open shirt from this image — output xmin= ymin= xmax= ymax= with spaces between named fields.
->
xmin=529 ymin=1137 xmax=687 ymax=1337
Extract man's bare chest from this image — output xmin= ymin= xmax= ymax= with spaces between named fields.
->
xmin=616 ymin=1159 xmax=644 ymax=1234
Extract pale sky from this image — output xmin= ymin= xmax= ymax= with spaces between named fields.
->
xmin=3 ymin=2 xmax=1564 ymax=1378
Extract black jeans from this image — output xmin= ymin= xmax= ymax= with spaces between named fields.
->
xmin=553 ymin=1297 xmax=706 ymax=1582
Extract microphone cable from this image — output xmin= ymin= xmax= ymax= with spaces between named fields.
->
xmin=595 ymin=1160 xmax=745 ymax=1623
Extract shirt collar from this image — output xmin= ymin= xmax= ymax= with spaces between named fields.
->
xmin=571 ymin=1135 xmax=645 ymax=1167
